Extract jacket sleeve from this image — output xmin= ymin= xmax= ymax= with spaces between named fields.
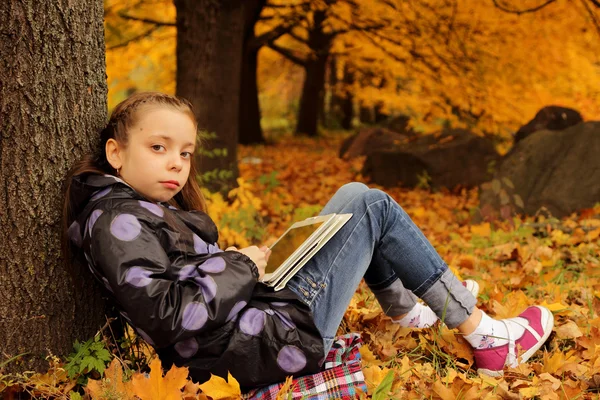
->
xmin=87 ymin=210 xmax=258 ymax=348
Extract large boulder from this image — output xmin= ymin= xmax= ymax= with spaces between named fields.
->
xmin=362 ymin=129 xmax=500 ymax=189
xmin=339 ymin=127 xmax=409 ymax=160
xmin=514 ymin=105 xmax=582 ymax=143
xmin=479 ymin=121 xmax=600 ymax=219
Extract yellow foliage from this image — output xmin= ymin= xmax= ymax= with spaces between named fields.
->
xmin=198 ymin=373 xmax=241 ymax=400
xmin=131 ymin=358 xmax=189 ymax=400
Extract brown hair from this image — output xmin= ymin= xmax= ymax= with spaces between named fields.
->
xmin=61 ymin=92 xmax=207 ymax=270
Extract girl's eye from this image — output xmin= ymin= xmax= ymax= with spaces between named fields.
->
xmin=181 ymin=152 xmax=192 ymax=159
xmin=152 ymin=145 xmax=165 ymax=152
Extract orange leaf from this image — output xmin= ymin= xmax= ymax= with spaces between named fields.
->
xmin=132 ymin=357 xmax=189 ymax=400
xmin=86 ymin=359 xmax=135 ymax=400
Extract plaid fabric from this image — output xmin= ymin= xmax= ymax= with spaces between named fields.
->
xmin=242 ymin=333 xmax=366 ymax=400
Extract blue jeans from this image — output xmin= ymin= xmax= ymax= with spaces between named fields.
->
xmin=287 ymin=183 xmax=476 ymax=355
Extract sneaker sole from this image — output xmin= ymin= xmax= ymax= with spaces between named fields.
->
xmin=477 ymin=306 xmax=554 ymax=377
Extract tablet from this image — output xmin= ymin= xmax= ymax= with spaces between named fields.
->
xmin=262 ymin=214 xmax=335 ymax=279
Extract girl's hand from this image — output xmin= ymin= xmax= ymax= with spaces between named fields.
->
xmin=237 ymin=246 xmax=268 ymax=279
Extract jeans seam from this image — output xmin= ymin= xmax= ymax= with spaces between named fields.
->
xmin=306 ymin=198 xmax=388 ymax=307
xmin=412 ymin=266 xmax=445 ymax=297
xmin=367 ymin=275 xmax=398 ymax=290
xmin=440 ymin=273 xmax=473 ymax=314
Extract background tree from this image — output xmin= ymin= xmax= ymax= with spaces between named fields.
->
xmin=0 ymin=0 xmax=108 ymax=370
xmin=175 ymin=0 xmax=247 ymax=194
xmin=263 ymin=0 xmax=390 ymax=137
xmin=238 ymin=0 xmax=306 ymax=144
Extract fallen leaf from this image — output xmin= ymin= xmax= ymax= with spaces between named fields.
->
xmin=198 ymin=372 xmax=241 ymax=400
xmin=132 ymin=358 xmax=189 ymax=400
xmin=556 ymin=320 xmax=583 ymax=339
xmin=471 ymin=223 xmax=491 ymax=237
xmin=86 ymin=359 xmax=135 ymax=400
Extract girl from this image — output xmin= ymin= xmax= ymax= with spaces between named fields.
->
xmin=63 ymin=92 xmax=554 ymax=389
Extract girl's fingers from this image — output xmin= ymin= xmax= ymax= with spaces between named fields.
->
xmin=226 ymin=246 xmax=238 ymax=251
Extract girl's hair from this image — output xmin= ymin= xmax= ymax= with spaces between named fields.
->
xmin=61 ymin=92 xmax=207 ymax=269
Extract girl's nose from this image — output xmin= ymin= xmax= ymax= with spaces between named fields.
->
xmin=169 ymin=154 xmax=183 ymax=171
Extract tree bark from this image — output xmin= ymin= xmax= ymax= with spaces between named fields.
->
xmin=0 ymin=0 xmax=108 ymax=371
xmin=239 ymin=0 xmax=266 ymax=145
xmin=327 ymin=56 xmax=344 ymax=128
xmin=340 ymin=64 xmax=355 ymax=130
xmin=175 ymin=0 xmax=245 ymax=194
xmin=295 ymin=10 xmax=331 ymax=137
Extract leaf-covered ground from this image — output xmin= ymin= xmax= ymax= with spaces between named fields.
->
xmin=236 ymin=135 xmax=600 ymax=399
xmin=3 ymin=134 xmax=599 ymax=399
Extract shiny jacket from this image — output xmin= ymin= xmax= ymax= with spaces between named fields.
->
xmin=67 ymin=174 xmax=324 ymax=388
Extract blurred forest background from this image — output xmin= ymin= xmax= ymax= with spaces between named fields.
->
xmin=105 ymin=0 xmax=600 ymax=141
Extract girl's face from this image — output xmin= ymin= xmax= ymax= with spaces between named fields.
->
xmin=106 ymin=107 xmax=197 ymax=203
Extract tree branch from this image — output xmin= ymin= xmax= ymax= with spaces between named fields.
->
xmin=266 ymin=1 xmax=311 ymax=8
xmin=580 ymin=0 xmax=600 ymax=35
xmin=249 ymin=19 xmax=302 ymax=50
xmin=267 ymin=42 xmax=307 ymax=66
xmin=492 ymin=0 xmax=557 ymax=15
xmin=107 ymin=25 xmax=161 ymax=50
xmin=118 ymin=12 xmax=176 ymax=26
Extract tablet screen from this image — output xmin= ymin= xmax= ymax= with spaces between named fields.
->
xmin=266 ymin=221 xmax=324 ymax=274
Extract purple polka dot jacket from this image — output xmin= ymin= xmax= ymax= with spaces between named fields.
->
xmin=67 ymin=174 xmax=325 ymax=389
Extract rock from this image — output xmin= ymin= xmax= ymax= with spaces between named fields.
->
xmin=514 ymin=105 xmax=583 ymax=143
xmin=380 ymin=114 xmax=415 ymax=135
xmin=339 ymin=127 xmax=409 ymax=160
xmin=479 ymin=121 xmax=600 ymax=219
xmin=362 ymin=129 xmax=500 ymax=189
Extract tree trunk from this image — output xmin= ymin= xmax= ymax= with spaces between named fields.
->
xmin=175 ymin=0 xmax=245 ymax=194
xmin=340 ymin=64 xmax=355 ymax=130
xmin=374 ymin=78 xmax=388 ymax=123
xmin=359 ymin=102 xmax=374 ymax=124
xmin=295 ymin=10 xmax=331 ymax=137
xmin=239 ymin=0 xmax=266 ymax=145
xmin=327 ymin=56 xmax=344 ymax=128
xmin=374 ymin=101 xmax=388 ymax=123
xmin=0 ymin=0 xmax=108 ymax=371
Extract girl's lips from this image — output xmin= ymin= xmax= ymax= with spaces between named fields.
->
xmin=161 ymin=181 xmax=179 ymax=190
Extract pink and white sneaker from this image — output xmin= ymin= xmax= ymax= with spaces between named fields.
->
xmin=463 ymin=279 xmax=480 ymax=298
xmin=473 ymin=306 xmax=554 ymax=377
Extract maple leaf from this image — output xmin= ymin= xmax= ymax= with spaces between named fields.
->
xmin=432 ymin=380 xmax=456 ymax=400
xmin=198 ymin=372 xmax=241 ymax=400
xmin=131 ymin=357 xmax=189 ymax=400
xmin=182 ymin=380 xmax=209 ymax=400
xmin=86 ymin=359 xmax=135 ymax=400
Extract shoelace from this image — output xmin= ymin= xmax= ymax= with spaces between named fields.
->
xmin=502 ymin=316 xmax=541 ymax=367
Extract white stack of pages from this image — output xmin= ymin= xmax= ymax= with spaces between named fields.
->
xmin=260 ymin=213 xmax=353 ymax=291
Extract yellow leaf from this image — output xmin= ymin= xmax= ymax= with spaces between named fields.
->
xmin=132 ymin=358 xmax=189 ymax=400
xmin=198 ymin=372 xmax=241 ymax=400
xmin=471 ymin=223 xmax=491 ymax=237
xmin=363 ymin=365 xmax=391 ymax=395
xmin=519 ymin=386 xmax=540 ymax=397
xmin=359 ymin=345 xmax=379 ymax=364
xmin=556 ymin=320 xmax=583 ymax=339
xmin=539 ymin=301 xmax=569 ymax=313
xmin=587 ymin=227 xmax=600 ymax=241
xmin=432 ymin=380 xmax=456 ymax=400
xmin=275 ymin=376 xmax=295 ymax=400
